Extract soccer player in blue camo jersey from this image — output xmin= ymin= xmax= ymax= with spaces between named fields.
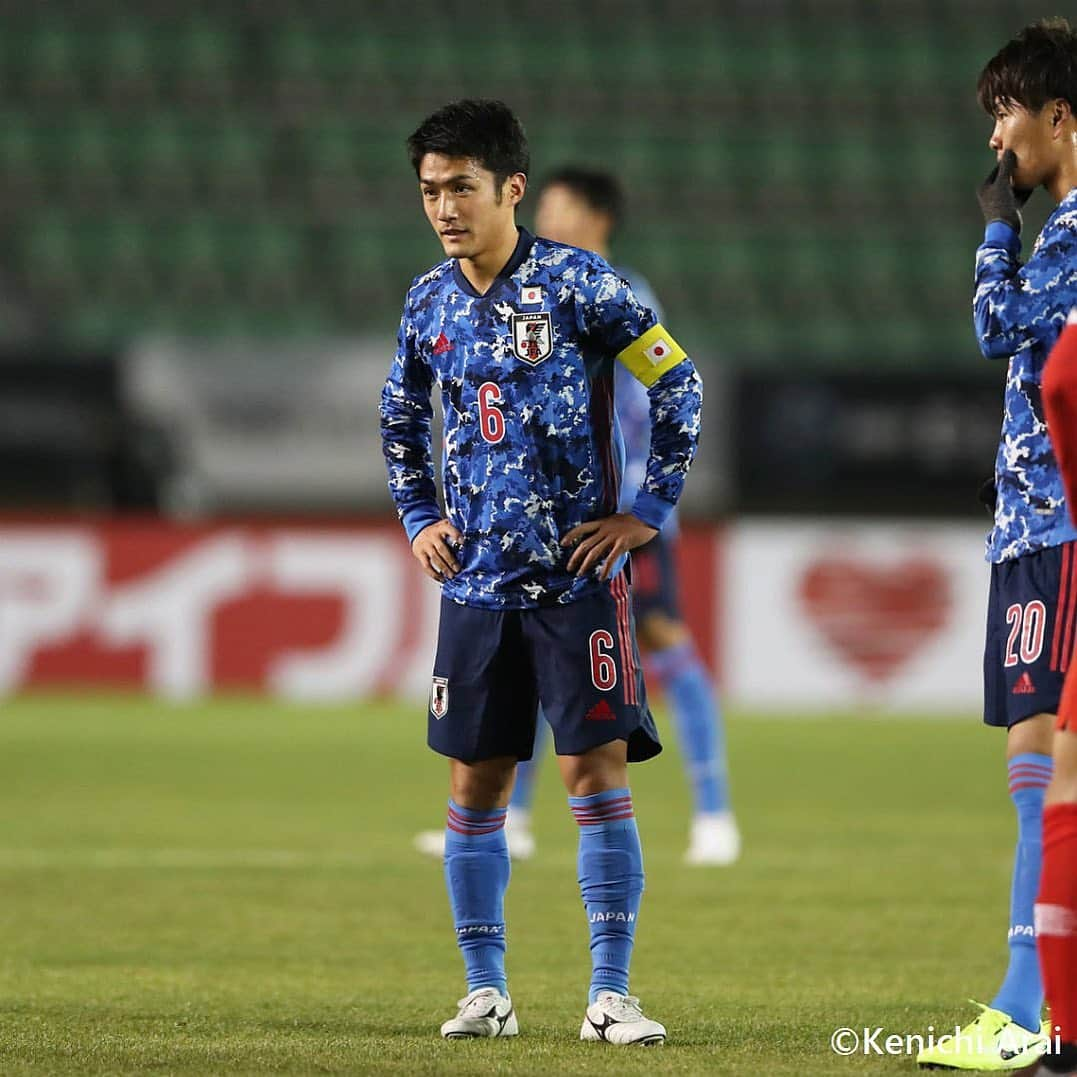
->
xmin=917 ymin=20 xmax=1077 ymax=1073
xmin=413 ymin=168 xmax=740 ymax=866
xmin=380 ymin=100 xmax=703 ymax=1045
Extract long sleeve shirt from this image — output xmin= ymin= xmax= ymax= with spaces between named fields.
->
xmin=974 ymin=189 xmax=1077 ymax=561
xmin=380 ymin=229 xmax=702 ymax=609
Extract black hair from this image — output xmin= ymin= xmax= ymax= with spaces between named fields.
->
xmin=978 ymin=17 xmax=1077 ymax=115
xmin=407 ymin=99 xmax=529 ymax=194
xmin=539 ymin=166 xmax=625 ymax=230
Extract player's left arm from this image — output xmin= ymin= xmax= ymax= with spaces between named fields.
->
xmin=614 ymin=329 xmax=703 ymax=527
xmin=563 ymin=263 xmax=703 ymax=579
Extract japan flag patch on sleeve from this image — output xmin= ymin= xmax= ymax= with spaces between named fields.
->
xmin=430 ymin=676 xmax=449 ymax=719
xmin=645 ymin=338 xmax=673 ymax=365
xmin=615 ymin=323 xmax=687 ymax=387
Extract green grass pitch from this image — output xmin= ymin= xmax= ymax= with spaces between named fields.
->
xmin=0 ymin=695 xmax=1024 ymax=1074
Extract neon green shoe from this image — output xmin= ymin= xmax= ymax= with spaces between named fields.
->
xmin=916 ymin=1002 xmax=1048 ymax=1070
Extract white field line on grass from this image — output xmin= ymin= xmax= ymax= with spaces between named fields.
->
xmin=0 ymin=848 xmax=373 ymax=869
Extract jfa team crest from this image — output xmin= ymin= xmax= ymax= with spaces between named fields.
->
xmin=511 ymin=312 xmax=552 ymax=366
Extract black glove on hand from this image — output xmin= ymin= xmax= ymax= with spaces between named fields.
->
xmin=977 ymin=149 xmax=1033 ymax=233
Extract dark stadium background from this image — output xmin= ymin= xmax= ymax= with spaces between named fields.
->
xmin=0 ymin=0 xmax=1058 ymax=523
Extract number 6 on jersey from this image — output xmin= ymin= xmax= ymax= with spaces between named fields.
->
xmin=477 ymin=381 xmax=506 ymax=444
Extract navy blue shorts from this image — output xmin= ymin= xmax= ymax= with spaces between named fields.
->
xmin=427 ymin=572 xmax=661 ymax=764
xmin=984 ymin=541 xmax=1077 ymax=728
xmin=630 ymin=533 xmax=681 ymax=622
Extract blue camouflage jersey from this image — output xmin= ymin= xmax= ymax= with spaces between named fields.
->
xmin=974 ymin=188 xmax=1077 ymax=562
xmin=380 ymin=228 xmax=703 ymax=609
xmin=612 ymin=269 xmax=679 ymax=535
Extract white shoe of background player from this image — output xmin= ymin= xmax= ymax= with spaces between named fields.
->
xmin=685 ymin=811 xmax=741 ymax=866
xmin=414 ymin=807 xmax=536 ymax=860
xmin=503 ymin=808 xmax=536 ymax=859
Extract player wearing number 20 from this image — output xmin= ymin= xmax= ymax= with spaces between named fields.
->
xmin=379 ymin=99 xmax=702 ymax=1044
xmin=918 ymin=19 xmax=1077 ymax=1073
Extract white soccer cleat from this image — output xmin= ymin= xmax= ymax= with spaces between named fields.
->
xmin=580 ymin=992 xmax=666 ymax=1045
xmin=685 ymin=811 xmax=741 ymax=866
xmin=440 ymin=987 xmax=518 ymax=1039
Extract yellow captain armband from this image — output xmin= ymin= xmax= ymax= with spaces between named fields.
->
xmin=614 ymin=324 xmax=688 ymax=387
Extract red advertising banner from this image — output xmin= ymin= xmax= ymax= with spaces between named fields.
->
xmin=1 ymin=519 xmax=720 ymax=699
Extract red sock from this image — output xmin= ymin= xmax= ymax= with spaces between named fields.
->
xmin=1037 ymin=802 xmax=1077 ymax=1043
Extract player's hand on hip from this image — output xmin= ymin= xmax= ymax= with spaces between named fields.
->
xmin=977 ymin=149 xmax=1032 ymax=232
xmin=562 ymin=514 xmax=658 ymax=582
xmin=412 ymin=520 xmax=462 ymax=582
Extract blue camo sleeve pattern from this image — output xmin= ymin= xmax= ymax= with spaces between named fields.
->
xmin=614 ymin=269 xmax=664 ymax=518
xmin=972 ymin=190 xmax=1077 ymax=561
xmin=574 ymin=255 xmax=702 ymax=530
xmin=974 ymin=215 xmax=1077 ymax=360
xmin=379 ymin=292 xmax=443 ymax=543
xmin=574 ymin=255 xmax=659 ymax=353
xmin=632 ymin=359 xmax=703 ymax=530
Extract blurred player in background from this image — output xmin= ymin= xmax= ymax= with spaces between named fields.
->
xmin=381 ymin=99 xmax=703 ymax=1044
xmin=415 ymin=167 xmax=739 ymax=866
xmin=1016 ymin=313 xmax=1077 ymax=1077
xmin=918 ymin=19 xmax=1077 ymax=1072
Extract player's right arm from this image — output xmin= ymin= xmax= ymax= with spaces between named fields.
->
xmin=973 ymin=154 xmax=1077 ymax=359
xmin=379 ymin=296 xmax=445 ymax=547
xmin=973 ymin=223 xmax=1075 ymax=359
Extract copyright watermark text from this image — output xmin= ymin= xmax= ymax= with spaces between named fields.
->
xmin=830 ymin=1025 xmax=1062 ymax=1058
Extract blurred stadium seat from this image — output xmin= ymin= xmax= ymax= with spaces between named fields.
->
xmin=0 ymin=1 xmax=1058 ymax=361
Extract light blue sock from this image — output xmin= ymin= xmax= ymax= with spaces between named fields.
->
xmin=509 ymin=712 xmax=549 ymax=812
xmin=991 ymin=752 xmax=1052 ymax=1032
xmin=649 ymin=640 xmax=729 ymax=814
xmin=569 ymin=787 xmax=644 ymax=1003
xmin=444 ymin=800 xmax=510 ymax=995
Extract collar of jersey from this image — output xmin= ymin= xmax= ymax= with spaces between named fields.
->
xmin=1045 ymin=185 xmax=1077 ymax=229
xmin=452 ymin=227 xmax=535 ymax=299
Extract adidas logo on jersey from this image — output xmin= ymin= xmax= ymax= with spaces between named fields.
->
xmin=1012 ymin=671 xmax=1036 ymax=695
xmin=433 ymin=332 xmax=453 ymax=355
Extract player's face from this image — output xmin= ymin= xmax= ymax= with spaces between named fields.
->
xmin=418 ymin=154 xmax=522 ymax=260
xmin=988 ymin=101 xmax=1058 ymax=190
xmin=534 ymin=184 xmax=611 ymax=252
